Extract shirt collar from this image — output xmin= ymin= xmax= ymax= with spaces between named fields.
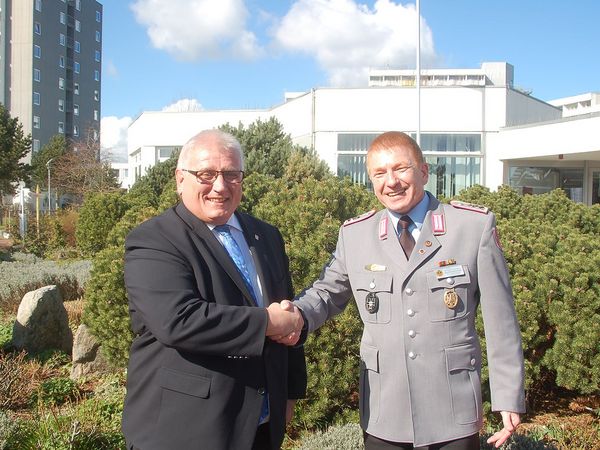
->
xmin=206 ymin=214 xmax=242 ymax=233
xmin=387 ymin=192 xmax=430 ymax=231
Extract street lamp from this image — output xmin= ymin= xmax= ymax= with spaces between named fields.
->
xmin=46 ymin=158 xmax=54 ymax=214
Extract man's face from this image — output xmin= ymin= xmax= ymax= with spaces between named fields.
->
xmin=367 ymin=145 xmax=429 ymax=214
xmin=175 ymin=146 xmax=243 ymax=225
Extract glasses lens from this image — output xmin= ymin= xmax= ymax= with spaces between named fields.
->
xmin=197 ymin=170 xmax=218 ymax=182
xmin=223 ymin=171 xmax=243 ymax=183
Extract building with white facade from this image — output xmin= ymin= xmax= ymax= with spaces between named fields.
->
xmin=126 ymin=62 xmax=600 ymax=206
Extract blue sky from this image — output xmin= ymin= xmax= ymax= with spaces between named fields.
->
xmin=100 ymin=0 xmax=600 ymax=160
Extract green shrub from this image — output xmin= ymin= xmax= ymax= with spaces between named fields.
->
xmin=294 ymin=422 xmax=363 ymax=450
xmin=76 ymin=192 xmax=128 ymax=257
xmin=0 ymin=410 xmax=17 ymax=450
xmin=32 ymin=377 xmax=79 ymax=407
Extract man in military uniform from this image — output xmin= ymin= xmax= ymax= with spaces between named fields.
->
xmin=276 ymin=131 xmax=525 ymax=449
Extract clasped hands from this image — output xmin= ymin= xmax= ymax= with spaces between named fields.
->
xmin=266 ymin=300 xmax=303 ymax=346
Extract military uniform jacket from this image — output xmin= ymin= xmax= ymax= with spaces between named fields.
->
xmin=295 ymin=194 xmax=525 ymax=446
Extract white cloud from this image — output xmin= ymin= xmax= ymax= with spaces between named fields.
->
xmin=131 ymin=0 xmax=264 ymax=61
xmin=101 ymin=116 xmax=132 ymax=163
xmin=272 ymin=0 xmax=438 ymax=86
xmin=162 ymin=98 xmax=204 ymax=112
xmin=104 ymin=60 xmax=118 ymax=77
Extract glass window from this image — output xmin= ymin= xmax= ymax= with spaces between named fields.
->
xmin=35 ymin=0 xmax=42 ymax=12
xmin=75 ymin=41 xmax=80 ymax=53
xmin=338 ymin=133 xmax=378 ymax=152
xmin=59 ymin=77 xmax=65 ymax=89
xmin=33 ymin=92 xmax=41 ymax=105
xmin=58 ymin=122 xmax=64 ymax=133
xmin=34 ymin=22 xmax=41 ymax=34
xmin=338 ymin=154 xmax=371 ymax=188
xmin=95 ymin=30 xmax=101 ymax=42
xmin=59 ymin=33 xmax=66 ymax=46
xmin=59 ymin=56 xmax=65 ymax=68
xmin=33 ymin=139 xmax=41 ymax=153
xmin=60 ymin=12 xmax=66 ymax=24
xmin=508 ymin=166 xmax=584 ymax=202
xmin=34 ymin=45 xmax=41 ymax=58
xmin=94 ymin=109 xmax=99 ymax=121
xmin=74 ymin=125 xmax=79 ymax=136
xmin=74 ymin=83 xmax=80 ymax=95
xmin=75 ymin=20 xmax=81 ymax=32
xmin=94 ymin=70 xmax=100 ymax=81
xmin=34 ymin=68 xmax=41 ymax=82
xmin=74 ymin=61 xmax=80 ymax=73
xmin=425 ymin=156 xmax=481 ymax=199
xmin=94 ymin=90 xmax=99 ymax=101
xmin=418 ymin=134 xmax=481 ymax=153
xmin=95 ymin=50 xmax=101 ymax=62
xmin=96 ymin=11 xmax=101 ymax=22
xmin=33 ymin=116 xmax=41 ymax=129
xmin=75 ymin=0 xmax=81 ymax=10
xmin=74 ymin=104 xmax=79 ymax=116
xmin=58 ymin=99 xmax=65 ymax=111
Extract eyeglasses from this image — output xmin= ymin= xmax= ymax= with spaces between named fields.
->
xmin=182 ymin=169 xmax=244 ymax=184
xmin=371 ymin=165 xmax=414 ymax=181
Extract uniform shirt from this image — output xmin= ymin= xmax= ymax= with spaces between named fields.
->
xmin=387 ymin=193 xmax=430 ymax=242
xmin=209 ymin=215 xmax=265 ymax=307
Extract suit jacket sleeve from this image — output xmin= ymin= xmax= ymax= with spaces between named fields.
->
xmin=477 ymin=213 xmax=526 ymax=413
xmin=125 ymin=219 xmax=268 ymax=358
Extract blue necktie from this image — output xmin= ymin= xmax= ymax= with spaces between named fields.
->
xmin=214 ymin=224 xmax=258 ymax=305
xmin=214 ymin=224 xmax=269 ymax=424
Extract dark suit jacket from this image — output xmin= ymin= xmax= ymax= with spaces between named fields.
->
xmin=122 ymin=203 xmax=306 ymax=450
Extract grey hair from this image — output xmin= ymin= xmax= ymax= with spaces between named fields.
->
xmin=177 ymin=129 xmax=244 ymax=170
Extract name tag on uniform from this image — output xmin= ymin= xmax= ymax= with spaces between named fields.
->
xmin=435 ymin=264 xmax=464 ymax=280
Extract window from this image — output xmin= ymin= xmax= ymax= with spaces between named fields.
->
xmin=59 ymin=56 xmax=65 ymax=68
xmin=59 ymin=77 xmax=65 ymax=89
xmin=34 ymin=45 xmax=41 ymax=58
xmin=75 ymin=20 xmax=81 ymax=32
xmin=33 ymin=139 xmax=41 ymax=153
xmin=94 ymin=109 xmax=99 ymax=121
xmin=34 ymin=22 xmax=41 ymax=34
xmin=73 ymin=125 xmax=79 ymax=136
xmin=96 ymin=11 xmax=101 ymax=22
xmin=74 ymin=104 xmax=79 ymax=116
xmin=58 ymin=99 xmax=65 ymax=111
xmin=33 ymin=92 xmax=41 ymax=105
xmin=75 ymin=0 xmax=81 ymax=10
xmin=95 ymin=50 xmax=101 ymax=62
xmin=35 ymin=0 xmax=42 ymax=12
xmin=33 ymin=68 xmax=41 ymax=82
xmin=58 ymin=122 xmax=64 ymax=134
xmin=60 ymin=12 xmax=66 ymax=24
xmin=74 ymin=83 xmax=80 ymax=95
xmin=94 ymin=90 xmax=99 ymax=101
xmin=74 ymin=41 xmax=80 ymax=53
xmin=59 ymin=33 xmax=66 ymax=46
xmin=33 ymin=116 xmax=41 ymax=129
xmin=508 ymin=166 xmax=584 ymax=202
xmin=94 ymin=70 xmax=100 ymax=81
xmin=74 ymin=61 xmax=80 ymax=73
xmin=95 ymin=31 xmax=101 ymax=42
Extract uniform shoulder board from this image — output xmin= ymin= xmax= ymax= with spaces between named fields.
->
xmin=343 ymin=209 xmax=376 ymax=226
xmin=450 ymin=200 xmax=489 ymax=214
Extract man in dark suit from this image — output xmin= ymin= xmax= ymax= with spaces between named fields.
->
xmin=122 ymin=129 xmax=306 ymax=450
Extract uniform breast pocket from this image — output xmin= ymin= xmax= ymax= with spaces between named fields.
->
xmin=353 ymin=272 xmax=392 ymax=324
xmin=426 ymin=266 xmax=470 ymax=322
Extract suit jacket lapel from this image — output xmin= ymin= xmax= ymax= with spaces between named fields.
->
xmin=174 ymin=203 xmax=256 ymax=307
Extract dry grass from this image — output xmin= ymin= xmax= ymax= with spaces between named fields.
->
xmin=64 ymin=298 xmax=85 ymax=330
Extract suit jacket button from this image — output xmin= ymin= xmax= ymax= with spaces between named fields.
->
xmin=470 ymin=358 xmax=476 ymax=366
xmin=258 ymin=387 xmax=266 ymax=395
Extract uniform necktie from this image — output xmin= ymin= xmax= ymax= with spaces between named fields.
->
xmin=214 ymin=224 xmax=258 ymax=305
xmin=213 ymin=224 xmax=269 ymax=423
xmin=398 ymin=216 xmax=415 ymax=259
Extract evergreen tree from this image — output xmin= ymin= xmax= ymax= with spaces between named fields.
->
xmin=0 ymin=104 xmax=31 ymax=197
xmin=30 ymin=135 xmax=68 ymax=189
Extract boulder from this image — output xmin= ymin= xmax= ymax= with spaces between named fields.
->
xmin=70 ymin=324 xmax=110 ymax=379
xmin=12 ymin=285 xmax=72 ymax=354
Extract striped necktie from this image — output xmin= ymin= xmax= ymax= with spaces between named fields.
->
xmin=398 ymin=216 xmax=415 ymax=259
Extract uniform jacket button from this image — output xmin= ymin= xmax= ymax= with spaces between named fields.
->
xmin=408 ymin=351 xmax=416 ymax=359
xmin=408 ymin=330 xmax=416 ymax=338
xmin=405 ymin=287 xmax=414 ymax=295
xmin=407 ymin=308 xmax=415 ymax=317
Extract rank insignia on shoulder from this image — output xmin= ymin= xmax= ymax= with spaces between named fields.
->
xmin=344 ymin=209 xmax=376 ymax=226
xmin=450 ymin=200 xmax=489 ymax=214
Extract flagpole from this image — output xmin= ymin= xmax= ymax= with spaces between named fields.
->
xmin=416 ymin=0 xmax=421 ymax=146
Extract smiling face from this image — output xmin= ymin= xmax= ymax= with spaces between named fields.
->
xmin=175 ymin=134 xmax=243 ymax=226
xmin=367 ymin=132 xmax=429 ymax=214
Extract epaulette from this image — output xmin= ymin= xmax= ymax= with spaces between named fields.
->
xmin=450 ymin=200 xmax=489 ymax=214
xmin=343 ymin=209 xmax=376 ymax=226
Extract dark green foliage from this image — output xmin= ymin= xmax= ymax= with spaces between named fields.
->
xmin=126 ymin=152 xmax=179 ymax=209
xmin=76 ymin=192 xmax=128 ymax=257
xmin=31 ymin=377 xmax=79 ymax=407
xmin=457 ymin=186 xmax=600 ymax=399
xmin=83 ymin=245 xmax=132 ymax=367
xmin=0 ymin=103 xmax=31 ymax=195
xmin=30 ymin=135 xmax=68 ymax=189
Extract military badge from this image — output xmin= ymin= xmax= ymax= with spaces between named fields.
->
xmin=365 ymin=292 xmax=379 ymax=313
xmin=444 ymin=288 xmax=459 ymax=309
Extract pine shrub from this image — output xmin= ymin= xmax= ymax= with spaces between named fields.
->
xmin=294 ymin=422 xmax=363 ymax=450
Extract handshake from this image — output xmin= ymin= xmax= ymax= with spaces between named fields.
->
xmin=266 ymin=300 xmax=304 ymax=346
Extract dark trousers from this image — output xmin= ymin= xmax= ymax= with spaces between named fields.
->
xmin=252 ymin=422 xmax=273 ymax=450
xmin=364 ymin=432 xmax=479 ymax=450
